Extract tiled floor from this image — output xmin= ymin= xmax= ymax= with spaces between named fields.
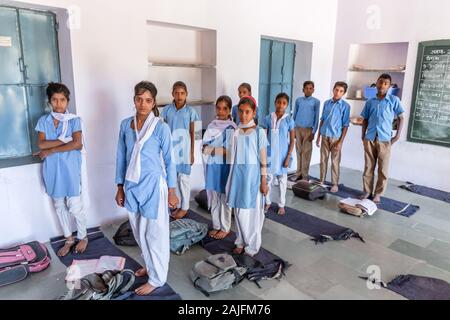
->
xmin=1 ymin=165 xmax=449 ymax=300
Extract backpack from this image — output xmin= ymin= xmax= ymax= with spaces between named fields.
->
xmin=113 ymin=221 xmax=138 ymax=247
xmin=232 ymin=254 xmax=289 ymax=288
xmin=59 ymin=269 xmax=136 ymax=300
xmin=0 ymin=241 xmax=51 ymax=288
xmin=194 ymin=190 xmax=209 ymax=212
xmin=170 ymin=219 xmax=208 ymax=255
xmin=292 ymin=181 xmax=327 ymax=201
xmin=190 ymin=253 xmax=247 ymax=296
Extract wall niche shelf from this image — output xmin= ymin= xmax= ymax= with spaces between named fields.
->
xmin=147 ymin=20 xmax=217 ymax=130
xmin=345 ymin=42 xmax=409 ymax=117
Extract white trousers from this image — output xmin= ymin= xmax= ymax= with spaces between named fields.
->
xmin=128 ymin=177 xmax=170 ymax=288
xmin=210 ymin=191 xmax=232 ymax=232
xmin=175 ymin=173 xmax=191 ymax=211
xmin=53 ymin=196 xmax=87 ymax=240
xmin=234 ymin=192 xmax=265 ymax=256
xmin=266 ymin=174 xmax=288 ymax=208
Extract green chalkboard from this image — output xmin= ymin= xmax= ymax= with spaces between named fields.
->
xmin=408 ymin=40 xmax=450 ymax=148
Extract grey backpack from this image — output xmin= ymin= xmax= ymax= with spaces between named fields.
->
xmin=59 ymin=269 xmax=136 ymax=300
xmin=170 ymin=219 xmax=208 ymax=255
xmin=190 ymin=253 xmax=247 ymax=296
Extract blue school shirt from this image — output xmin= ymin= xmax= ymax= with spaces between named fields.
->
xmin=261 ymin=115 xmax=295 ymax=176
xmin=115 ymin=117 xmax=176 ymax=219
xmin=35 ymin=114 xmax=82 ymax=198
xmin=227 ymin=128 xmax=268 ymax=209
xmin=161 ymin=104 xmax=199 ymax=175
xmin=204 ymin=126 xmax=235 ymax=194
xmin=293 ymin=96 xmax=321 ymax=134
xmin=361 ymin=94 xmax=405 ymax=142
xmin=232 ymin=105 xmax=259 ymax=126
xmin=320 ymin=99 xmax=351 ymax=139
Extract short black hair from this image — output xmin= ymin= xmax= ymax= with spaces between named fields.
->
xmin=173 ymin=81 xmax=188 ymax=92
xmin=303 ymin=81 xmax=315 ymax=89
xmin=275 ymin=92 xmax=290 ymax=104
xmin=378 ymin=73 xmax=392 ymax=83
xmin=46 ymin=82 xmax=70 ymax=103
xmin=334 ymin=81 xmax=348 ymax=93
xmin=238 ymin=83 xmax=252 ymax=93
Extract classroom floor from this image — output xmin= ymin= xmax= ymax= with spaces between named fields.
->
xmin=1 ymin=165 xmax=450 ymax=300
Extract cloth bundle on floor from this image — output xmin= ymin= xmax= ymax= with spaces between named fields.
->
xmin=265 ymin=205 xmax=365 ymax=244
xmin=360 ymin=274 xmax=450 ymax=300
xmin=50 ymin=227 xmax=181 ymax=300
xmin=400 ymin=182 xmax=450 ymax=204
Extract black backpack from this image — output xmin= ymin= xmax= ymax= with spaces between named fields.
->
xmin=194 ymin=190 xmax=210 ymax=212
xmin=232 ymin=254 xmax=289 ymax=288
xmin=292 ymin=181 xmax=327 ymax=201
xmin=113 ymin=221 xmax=138 ymax=247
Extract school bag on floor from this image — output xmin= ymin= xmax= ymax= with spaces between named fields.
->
xmin=0 ymin=241 xmax=51 ymax=288
xmin=194 ymin=190 xmax=209 ymax=212
xmin=232 ymin=254 xmax=289 ymax=288
xmin=59 ymin=269 xmax=135 ymax=300
xmin=190 ymin=253 xmax=247 ymax=296
xmin=292 ymin=180 xmax=327 ymax=201
xmin=113 ymin=221 xmax=138 ymax=247
xmin=170 ymin=219 xmax=208 ymax=255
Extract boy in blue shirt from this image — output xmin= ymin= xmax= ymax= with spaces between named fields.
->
xmin=293 ymin=81 xmax=321 ymax=181
xmin=360 ymin=74 xmax=405 ymax=204
xmin=316 ymin=82 xmax=351 ymax=193
xmin=161 ymin=81 xmax=199 ymax=220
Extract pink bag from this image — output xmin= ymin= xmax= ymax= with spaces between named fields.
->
xmin=0 ymin=241 xmax=51 ymax=287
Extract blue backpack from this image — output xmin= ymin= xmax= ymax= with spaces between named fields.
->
xmin=170 ymin=219 xmax=208 ymax=255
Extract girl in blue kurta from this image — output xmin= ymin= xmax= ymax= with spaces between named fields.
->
xmin=202 ymin=96 xmax=237 ymax=240
xmin=160 ymin=81 xmax=199 ymax=220
xmin=115 ymin=81 xmax=179 ymax=296
xmin=226 ymin=96 xmax=269 ymax=256
xmin=261 ymin=93 xmax=296 ymax=215
xmin=34 ymin=83 xmax=87 ymax=258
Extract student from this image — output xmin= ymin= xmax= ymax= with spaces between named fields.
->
xmin=316 ymin=82 xmax=351 ymax=193
xmin=227 ymin=96 xmax=268 ymax=257
xmin=34 ymin=82 xmax=87 ymax=257
xmin=115 ymin=81 xmax=179 ymax=295
xmin=161 ymin=81 xmax=199 ymax=220
xmin=360 ymin=74 xmax=405 ymax=204
xmin=293 ymin=81 xmax=321 ymax=181
xmin=231 ymin=83 xmax=258 ymax=125
xmin=261 ymin=93 xmax=295 ymax=215
xmin=202 ymin=96 xmax=237 ymax=240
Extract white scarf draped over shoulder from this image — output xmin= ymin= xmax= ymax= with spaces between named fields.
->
xmin=125 ymin=113 xmax=160 ymax=184
xmin=202 ymin=118 xmax=237 ymax=209
xmin=51 ymin=111 xmax=90 ymax=208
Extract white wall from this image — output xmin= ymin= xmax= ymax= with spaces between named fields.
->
xmin=0 ymin=0 xmax=338 ymax=246
xmin=332 ymin=0 xmax=450 ymax=192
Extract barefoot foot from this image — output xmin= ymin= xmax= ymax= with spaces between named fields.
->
xmin=74 ymin=238 xmax=88 ymax=254
xmin=277 ymin=207 xmax=286 ymax=215
xmin=214 ymin=231 xmax=230 ymax=240
xmin=135 ymin=283 xmax=157 ymax=296
xmin=233 ymin=247 xmax=244 ymax=255
xmin=330 ymin=185 xmax=339 ymax=193
xmin=208 ymin=230 xmax=219 ymax=238
xmin=135 ymin=267 xmax=148 ymax=277
xmin=58 ymin=237 xmax=75 ymax=257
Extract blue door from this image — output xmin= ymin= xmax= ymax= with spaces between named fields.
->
xmin=0 ymin=6 xmax=60 ymax=167
xmin=258 ymin=39 xmax=296 ymax=120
